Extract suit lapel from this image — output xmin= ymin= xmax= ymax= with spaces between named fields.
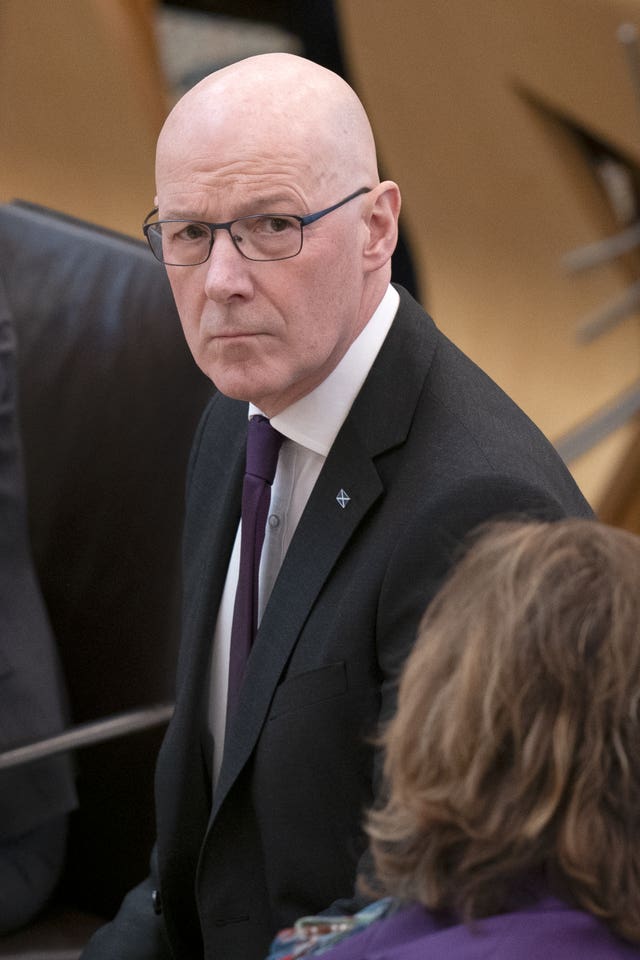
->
xmin=215 ymin=415 xmax=382 ymax=811
xmin=214 ymin=287 xmax=437 ymax=812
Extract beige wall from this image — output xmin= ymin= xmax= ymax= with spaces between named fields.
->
xmin=0 ymin=0 xmax=167 ymax=237
xmin=337 ymin=0 xmax=640 ymax=512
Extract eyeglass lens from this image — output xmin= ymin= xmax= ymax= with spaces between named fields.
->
xmin=147 ymin=215 xmax=303 ymax=265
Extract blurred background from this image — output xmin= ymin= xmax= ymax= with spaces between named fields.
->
xmin=1 ymin=0 xmax=639 ymax=524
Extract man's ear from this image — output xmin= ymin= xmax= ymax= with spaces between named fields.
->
xmin=362 ymin=181 xmax=401 ymax=272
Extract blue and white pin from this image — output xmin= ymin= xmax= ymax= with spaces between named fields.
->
xmin=336 ymin=489 xmax=351 ymax=509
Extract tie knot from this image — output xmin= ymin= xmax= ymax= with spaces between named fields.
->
xmin=245 ymin=415 xmax=283 ymax=484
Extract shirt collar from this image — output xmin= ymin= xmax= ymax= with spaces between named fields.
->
xmin=249 ymin=284 xmax=400 ymax=456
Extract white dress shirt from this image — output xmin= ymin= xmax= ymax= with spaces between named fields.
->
xmin=208 ymin=284 xmax=400 ymax=782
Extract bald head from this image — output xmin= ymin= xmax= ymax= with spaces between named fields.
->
xmin=156 ymin=53 xmax=380 ymax=204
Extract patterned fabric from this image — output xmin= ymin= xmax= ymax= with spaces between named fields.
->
xmin=266 ymin=899 xmax=397 ymax=959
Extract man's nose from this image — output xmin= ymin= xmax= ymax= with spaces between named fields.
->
xmin=203 ymin=228 xmax=253 ymax=302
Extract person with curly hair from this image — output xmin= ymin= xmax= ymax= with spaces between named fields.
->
xmin=287 ymin=519 xmax=640 ymax=959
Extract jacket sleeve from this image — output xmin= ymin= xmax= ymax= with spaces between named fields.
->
xmin=80 ymin=847 xmax=172 ymax=960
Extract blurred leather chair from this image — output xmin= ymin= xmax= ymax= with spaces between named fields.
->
xmin=0 ymin=267 xmax=76 ymax=944
xmin=0 ymin=201 xmax=211 ymax=956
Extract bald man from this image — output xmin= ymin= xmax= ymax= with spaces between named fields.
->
xmin=82 ymin=54 xmax=591 ymax=960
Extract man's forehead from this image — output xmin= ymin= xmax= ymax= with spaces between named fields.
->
xmin=155 ymin=146 xmax=328 ymax=218
xmin=158 ymin=103 xmax=325 ymax=176
xmin=155 ymin=177 xmax=314 ymax=220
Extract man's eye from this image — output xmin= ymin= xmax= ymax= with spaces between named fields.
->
xmin=268 ymin=217 xmax=291 ymax=233
xmin=253 ymin=216 xmax=295 ymax=234
xmin=175 ymin=222 xmax=209 ymax=241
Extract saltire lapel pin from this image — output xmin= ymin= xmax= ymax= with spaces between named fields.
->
xmin=336 ymin=489 xmax=351 ymax=509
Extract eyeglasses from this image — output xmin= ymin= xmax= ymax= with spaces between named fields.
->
xmin=142 ymin=187 xmax=371 ymax=266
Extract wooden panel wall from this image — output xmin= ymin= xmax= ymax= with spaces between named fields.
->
xmin=0 ymin=0 xmax=167 ymax=237
xmin=337 ymin=0 xmax=640 ymax=514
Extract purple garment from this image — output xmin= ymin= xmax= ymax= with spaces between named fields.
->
xmin=317 ymin=898 xmax=640 ymax=960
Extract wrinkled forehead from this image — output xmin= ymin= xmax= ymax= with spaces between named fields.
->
xmin=155 ymin=129 xmax=333 ymax=221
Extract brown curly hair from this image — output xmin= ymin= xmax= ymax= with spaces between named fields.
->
xmin=367 ymin=519 xmax=640 ymax=943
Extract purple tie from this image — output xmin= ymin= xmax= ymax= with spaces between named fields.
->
xmin=227 ymin=415 xmax=284 ymax=717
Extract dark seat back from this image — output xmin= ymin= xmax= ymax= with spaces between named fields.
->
xmin=0 ymin=201 xmax=211 ymax=917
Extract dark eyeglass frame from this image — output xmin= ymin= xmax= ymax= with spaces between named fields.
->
xmin=142 ymin=186 xmax=372 ymax=265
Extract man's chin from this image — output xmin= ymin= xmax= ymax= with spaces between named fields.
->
xmin=204 ymin=369 xmax=267 ymax=408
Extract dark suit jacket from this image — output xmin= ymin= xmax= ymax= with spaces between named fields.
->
xmin=82 ymin=287 xmax=592 ymax=960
